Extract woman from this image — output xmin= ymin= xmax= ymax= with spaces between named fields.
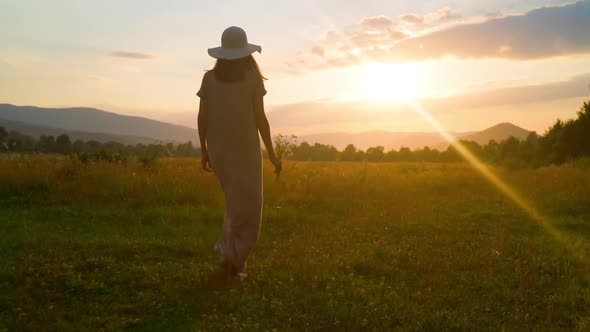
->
xmin=197 ymin=26 xmax=282 ymax=280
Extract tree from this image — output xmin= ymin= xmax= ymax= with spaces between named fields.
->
xmin=521 ymin=132 xmax=540 ymax=166
xmin=311 ymin=143 xmax=339 ymax=161
xmin=483 ymin=139 xmax=500 ymax=163
xmin=342 ymin=144 xmax=362 ymax=161
xmin=460 ymin=140 xmax=484 ymax=159
xmin=385 ymin=148 xmax=399 ymax=162
xmin=577 ymin=101 xmax=590 ymax=156
xmin=414 ymin=146 xmax=440 ymax=162
xmin=398 ymin=147 xmax=414 ymax=162
xmin=72 ymin=139 xmax=87 ymax=154
xmin=165 ymin=142 xmax=176 ymax=156
xmin=273 ymin=134 xmax=298 ymax=159
xmin=0 ymin=126 xmax=7 ymax=151
xmin=292 ymin=141 xmax=312 ymax=161
xmin=85 ymin=140 xmax=103 ymax=154
xmin=366 ymin=146 xmax=385 ymax=162
xmin=497 ymin=136 xmax=525 ymax=168
xmin=38 ymin=135 xmax=56 ymax=153
xmin=177 ymin=141 xmax=198 ymax=157
xmin=55 ymin=134 xmax=72 ymax=154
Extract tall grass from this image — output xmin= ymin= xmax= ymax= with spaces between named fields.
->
xmin=1 ymin=156 xmax=589 ymax=330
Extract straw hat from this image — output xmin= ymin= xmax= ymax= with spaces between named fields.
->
xmin=208 ymin=26 xmax=262 ymax=60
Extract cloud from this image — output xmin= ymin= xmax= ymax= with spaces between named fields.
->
xmin=360 ymin=15 xmax=397 ymax=31
xmin=422 ymin=72 xmax=590 ymax=112
xmin=109 ymin=51 xmax=154 ymax=60
xmin=294 ymin=13 xmax=410 ymax=68
xmin=346 ymin=15 xmax=408 ymax=49
xmin=399 ymin=8 xmax=459 ymax=26
xmin=391 ymin=1 xmax=590 ymax=61
xmin=311 ymin=46 xmax=325 ymax=57
xmin=424 ymin=8 xmax=459 ymax=24
xmin=290 ymin=7 xmax=460 ymax=70
xmin=291 ymin=1 xmax=590 ymax=70
xmin=399 ymin=14 xmax=424 ymax=25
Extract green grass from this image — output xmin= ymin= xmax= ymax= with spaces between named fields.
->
xmin=1 ymin=155 xmax=589 ymax=330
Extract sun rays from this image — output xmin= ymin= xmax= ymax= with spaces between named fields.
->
xmin=361 ymin=63 xmax=424 ymax=102
xmin=405 ymin=99 xmax=589 ymax=264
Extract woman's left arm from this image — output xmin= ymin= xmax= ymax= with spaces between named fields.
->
xmin=198 ymin=97 xmax=212 ymax=172
xmin=254 ymin=95 xmax=282 ymax=175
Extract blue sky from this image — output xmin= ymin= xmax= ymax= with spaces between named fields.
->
xmin=1 ymin=0 xmax=589 ymax=132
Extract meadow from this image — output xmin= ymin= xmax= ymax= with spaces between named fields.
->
xmin=1 ymin=155 xmax=590 ymax=331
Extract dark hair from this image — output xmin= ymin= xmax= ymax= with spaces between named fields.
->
xmin=212 ymin=55 xmax=267 ymax=83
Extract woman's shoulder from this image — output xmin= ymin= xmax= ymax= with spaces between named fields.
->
xmin=202 ymin=70 xmax=214 ymax=81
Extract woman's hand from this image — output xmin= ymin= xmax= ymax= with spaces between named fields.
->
xmin=201 ymin=152 xmax=212 ymax=172
xmin=270 ymin=155 xmax=282 ymax=175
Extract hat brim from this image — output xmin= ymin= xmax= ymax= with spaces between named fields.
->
xmin=208 ymin=43 xmax=262 ymax=60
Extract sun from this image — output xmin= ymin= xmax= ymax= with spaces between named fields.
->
xmin=360 ymin=63 xmax=423 ymax=102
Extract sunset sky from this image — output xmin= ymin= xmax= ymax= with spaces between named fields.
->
xmin=1 ymin=0 xmax=589 ymax=134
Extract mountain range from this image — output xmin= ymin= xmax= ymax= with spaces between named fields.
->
xmin=0 ymin=104 xmax=197 ymax=143
xmin=298 ymin=123 xmax=533 ymax=150
xmin=0 ymin=104 xmax=533 ymax=150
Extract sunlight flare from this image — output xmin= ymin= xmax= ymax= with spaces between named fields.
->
xmin=405 ymin=99 xmax=589 ymax=264
xmin=361 ymin=63 xmax=423 ymax=102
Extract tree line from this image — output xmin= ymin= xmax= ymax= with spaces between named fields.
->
xmin=1 ymin=100 xmax=589 ymax=168
xmin=0 ymin=129 xmax=199 ymax=164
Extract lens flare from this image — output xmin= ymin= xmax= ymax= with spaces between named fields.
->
xmin=405 ymin=99 xmax=588 ymax=264
xmin=361 ymin=63 xmax=423 ymax=102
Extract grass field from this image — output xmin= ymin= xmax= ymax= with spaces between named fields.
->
xmin=1 ymin=156 xmax=590 ymax=331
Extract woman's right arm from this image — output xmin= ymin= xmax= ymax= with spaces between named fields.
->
xmin=198 ymin=97 xmax=212 ymax=172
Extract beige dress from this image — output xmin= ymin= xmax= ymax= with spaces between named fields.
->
xmin=197 ymin=70 xmax=266 ymax=274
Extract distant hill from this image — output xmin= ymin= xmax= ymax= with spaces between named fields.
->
xmin=456 ymin=123 xmax=534 ymax=145
xmin=0 ymin=119 xmax=161 ymax=145
xmin=433 ymin=123 xmax=534 ymax=150
xmin=0 ymin=104 xmax=198 ymax=144
xmin=299 ymin=123 xmax=533 ymax=151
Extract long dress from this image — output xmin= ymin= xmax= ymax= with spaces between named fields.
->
xmin=197 ymin=70 xmax=267 ymax=274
